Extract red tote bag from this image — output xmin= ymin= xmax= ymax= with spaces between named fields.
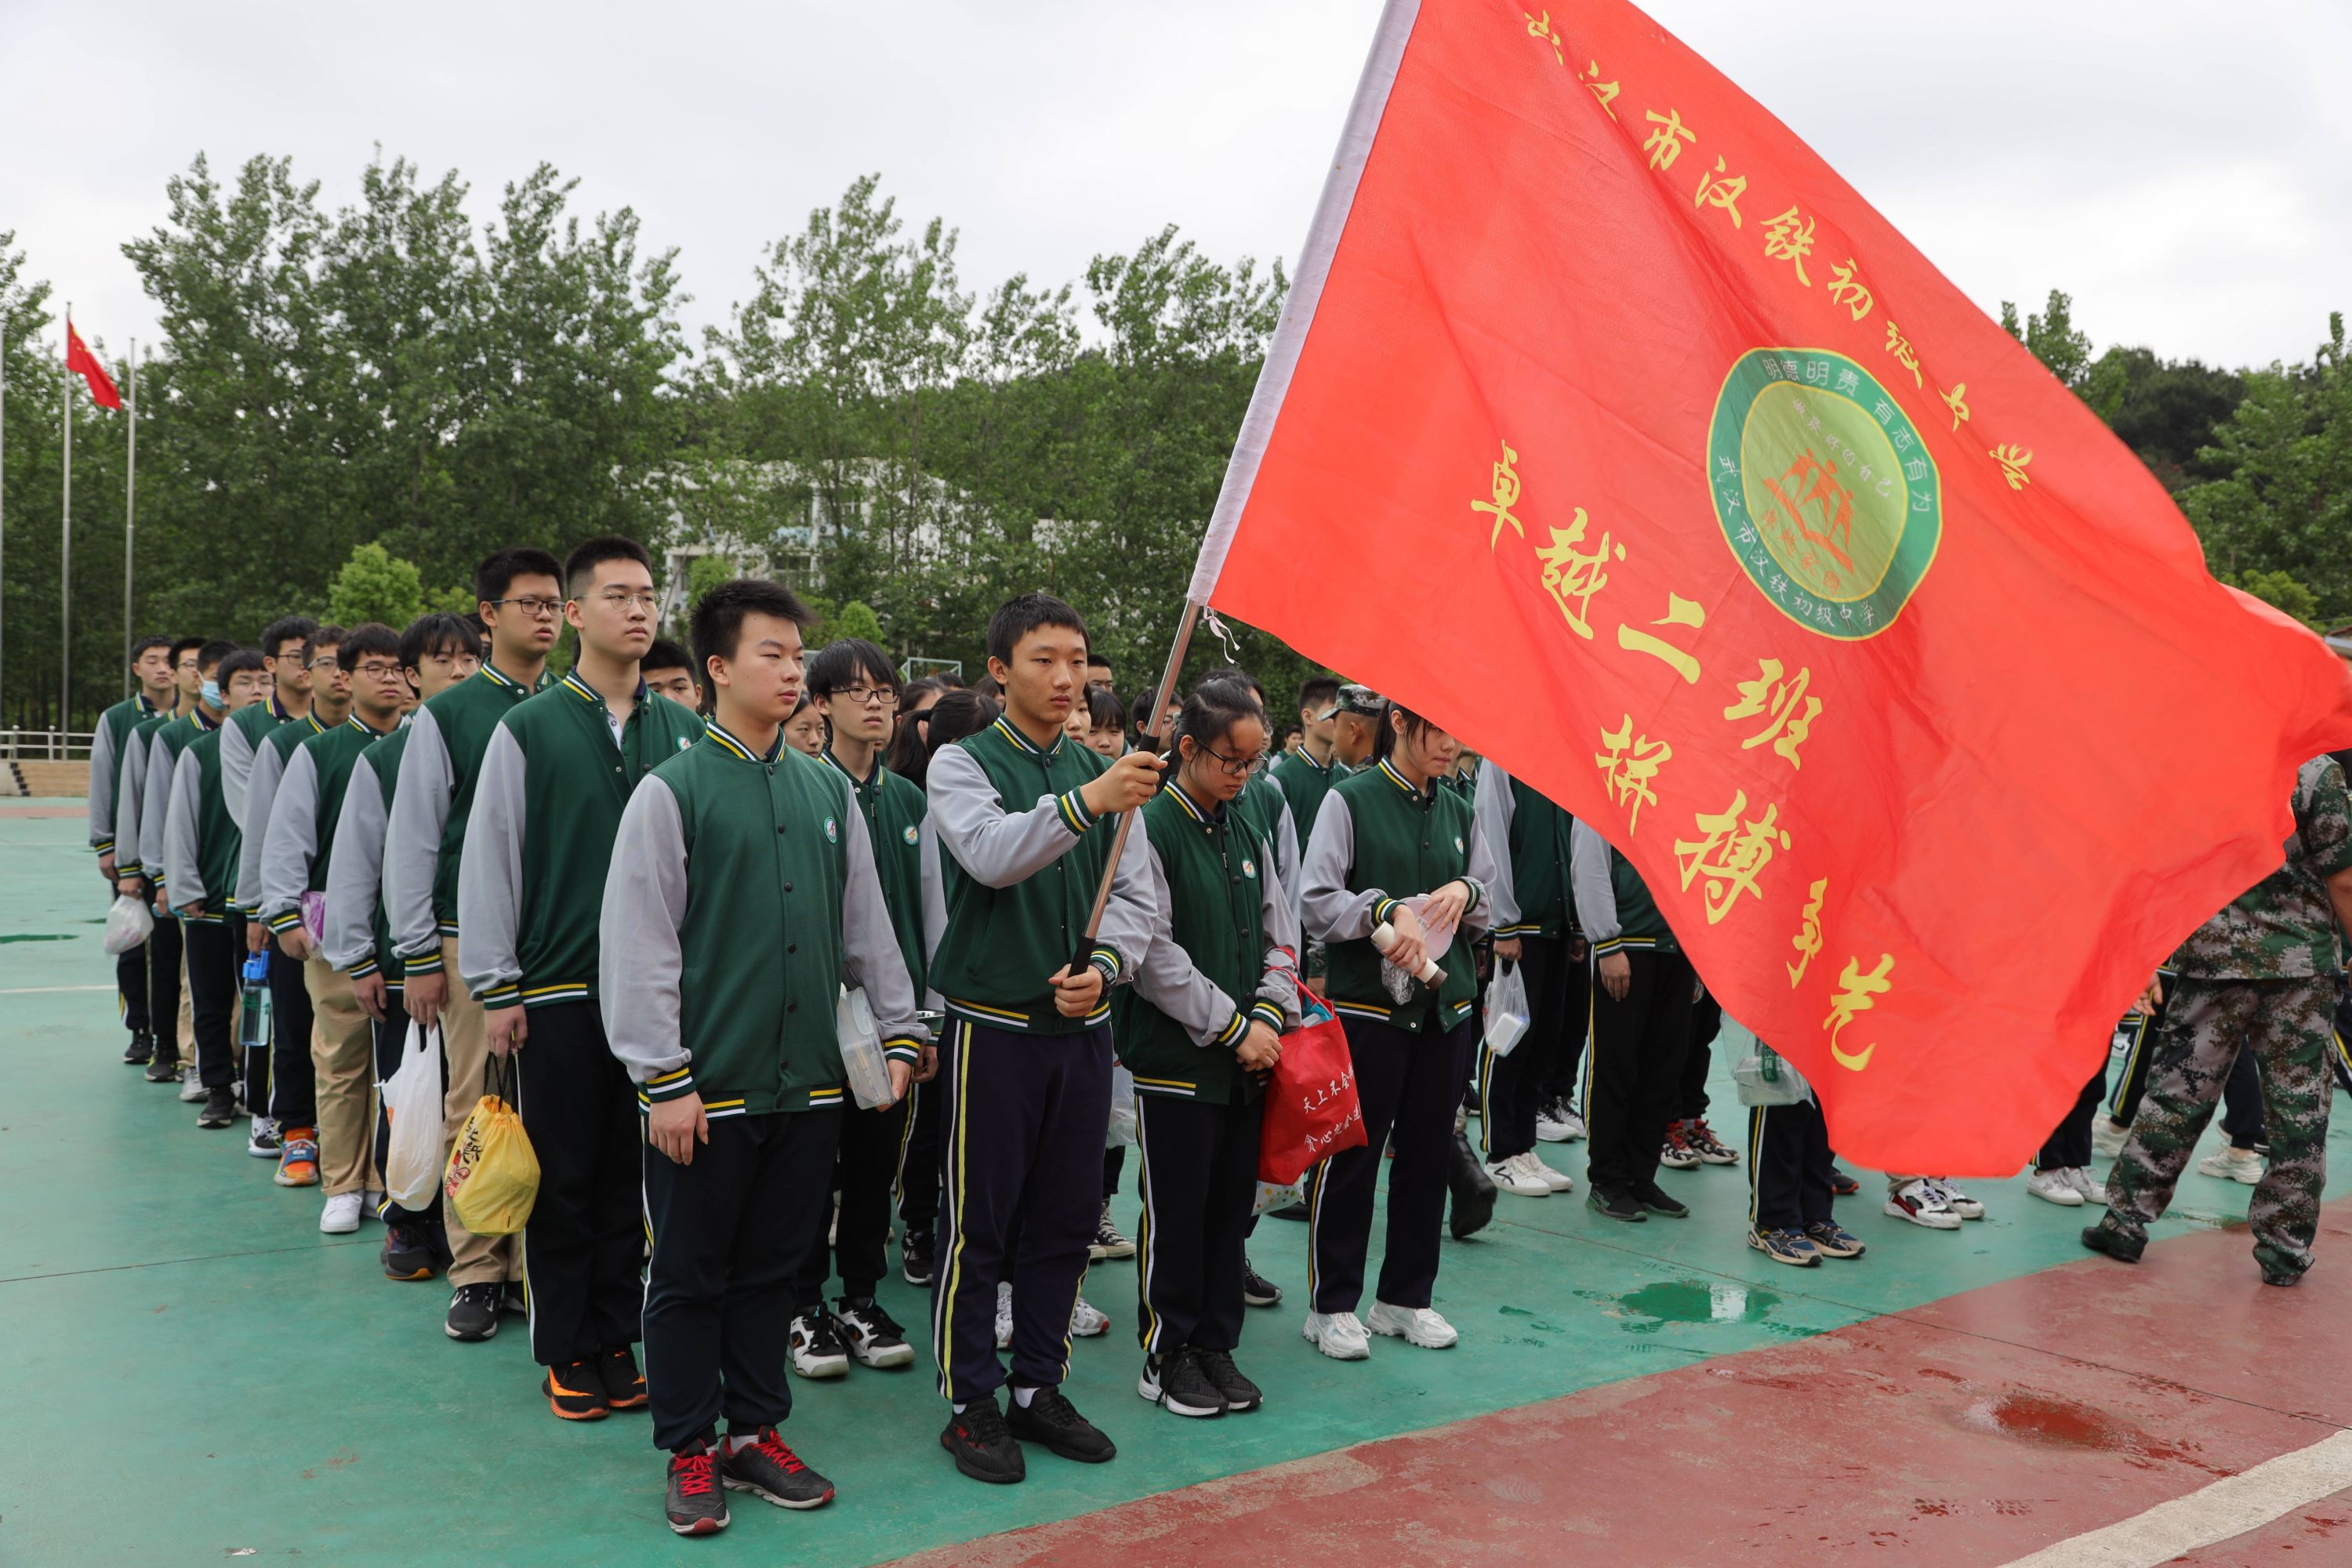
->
xmin=1258 ymin=985 xmax=1367 ymax=1185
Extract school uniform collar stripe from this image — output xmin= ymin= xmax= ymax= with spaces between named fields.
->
xmin=136 ymin=693 xmax=159 ymax=717
xmin=820 ymin=746 xmax=881 ymax=788
xmin=270 ymin=695 xmax=293 ymax=720
xmin=476 ymin=661 xmax=528 ymax=691
xmin=559 ymin=670 xmax=650 ymax=710
xmin=702 ymin=720 xmax=779 ymax=764
xmin=1161 ymin=780 xmax=1214 ymax=825
xmin=343 ymin=714 xmax=391 ymax=739
xmin=991 ymin=715 xmax=1065 ymax=760
xmin=191 ymin=707 xmax=222 ymax=731
xmin=303 ymin=714 xmax=328 ymax=735
xmin=1376 ymin=757 xmax=1428 ymax=799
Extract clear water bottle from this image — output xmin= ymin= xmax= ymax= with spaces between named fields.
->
xmin=238 ymin=950 xmax=272 ymax=1051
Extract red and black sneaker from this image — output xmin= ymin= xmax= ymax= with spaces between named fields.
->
xmin=720 ymin=1427 xmax=834 ymax=1510
xmin=543 ymin=1360 xmax=610 ymax=1421
xmin=940 ymin=1395 xmax=1025 ymax=1485
xmin=598 ymin=1345 xmax=648 ymax=1410
xmin=665 ymin=1441 xmax=730 ymax=1536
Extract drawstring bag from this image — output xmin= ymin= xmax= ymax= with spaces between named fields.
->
xmin=445 ymin=1054 xmax=539 ymax=1236
xmin=380 ymin=1022 xmax=445 ymax=1211
xmin=1257 ymin=985 xmax=1367 ymax=1186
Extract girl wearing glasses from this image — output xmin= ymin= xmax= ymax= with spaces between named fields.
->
xmin=1295 ymin=697 xmax=1499 ymax=1362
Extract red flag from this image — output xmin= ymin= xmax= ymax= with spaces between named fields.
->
xmin=1190 ymin=1 xmax=2352 ymax=1172
xmin=65 ymin=320 xmax=121 ymax=410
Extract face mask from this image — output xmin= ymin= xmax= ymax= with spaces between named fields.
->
xmin=201 ymin=679 xmax=223 ymax=708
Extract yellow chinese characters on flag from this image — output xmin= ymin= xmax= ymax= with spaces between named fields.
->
xmin=1181 ymin=0 xmax=2352 ymax=1172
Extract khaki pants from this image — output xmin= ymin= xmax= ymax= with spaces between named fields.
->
xmin=306 ymin=959 xmax=378 ymax=1198
xmin=437 ymin=935 xmax=517 ymax=1287
xmin=177 ymin=953 xmax=196 ymax=1058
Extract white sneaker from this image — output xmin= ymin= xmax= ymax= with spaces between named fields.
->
xmin=994 ymin=1281 xmax=1014 ymax=1350
xmin=787 ymin=1312 xmax=849 ymax=1378
xmin=1301 ymin=1310 xmax=1371 ymax=1360
xmin=180 ymin=1065 xmax=205 ymax=1102
xmin=2027 ymin=1167 xmax=2085 ymax=1206
xmin=1069 ymin=1295 xmax=1110 ymax=1338
xmin=1367 ymin=1301 xmax=1459 ymax=1348
xmin=1517 ymin=1150 xmax=1575 ymax=1192
xmin=1534 ymin=1101 xmax=1585 ymax=1142
xmin=2198 ymin=1147 xmax=2264 ymax=1185
xmin=246 ymin=1116 xmax=280 ymax=1159
xmin=1484 ymin=1156 xmax=1552 ymax=1196
xmin=1884 ymin=1178 xmax=1963 ymax=1230
xmin=2063 ymin=1167 xmax=2107 ymax=1206
xmin=1929 ymin=1179 xmax=1986 ymax=1220
xmin=2092 ymin=1117 xmax=2130 ymax=1159
xmin=319 ymin=1192 xmax=363 ymax=1234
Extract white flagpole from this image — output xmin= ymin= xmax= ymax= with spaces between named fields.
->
xmin=124 ymin=337 xmax=135 ymax=697
xmin=60 ymin=306 xmax=71 ymax=737
xmin=1 ymin=325 xmax=8 ymax=734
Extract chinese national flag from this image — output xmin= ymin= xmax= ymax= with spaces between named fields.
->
xmin=1190 ymin=0 xmax=2352 ymax=1171
xmin=64 ymin=321 xmax=122 ymax=410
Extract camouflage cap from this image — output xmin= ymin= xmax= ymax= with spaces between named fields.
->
xmin=1332 ymin=683 xmax=1386 ymax=718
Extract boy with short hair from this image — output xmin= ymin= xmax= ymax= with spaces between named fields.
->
xmin=223 ymin=617 xmax=319 ymax=833
xmin=142 ymin=640 xmax=237 ymax=1100
xmin=601 ymin=579 xmax=925 ymax=1536
xmin=1570 ymin=818 xmax=1694 ymax=1223
xmin=93 ymin=634 xmax=178 ymax=1065
xmin=120 ymin=637 xmax=205 ymax=1082
xmin=926 ymin=593 xmax=1160 ymax=1485
xmin=325 ymin=612 xmax=481 ymax=1279
xmin=386 ymin=548 xmax=562 ymax=1342
xmin=643 ymin=637 xmax=701 ymax=709
xmin=789 ymin=637 xmax=930 ymax=1377
xmin=459 ymin=537 xmax=705 ymax=1420
xmin=261 ymin=624 xmax=401 ymax=1236
xmin=1271 ymin=675 xmax=1347 ymax=844
xmin=160 ymin=648 xmax=274 ymax=1130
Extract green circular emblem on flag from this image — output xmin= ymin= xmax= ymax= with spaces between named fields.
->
xmin=1707 ymin=348 xmax=1940 ymax=640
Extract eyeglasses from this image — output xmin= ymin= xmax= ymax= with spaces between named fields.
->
xmin=487 ymin=597 xmax=562 ymax=619
xmin=839 ymin=685 xmax=899 ymax=710
xmin=1197 ymin=740 xmax=1256 ymax=777
xmin=307 ymin=657 xmax=342 ymax=673
xmin=353 ymin=661 xmax=404 ymax=680
xmin=586 ymin=590 xmax=660 ymax=614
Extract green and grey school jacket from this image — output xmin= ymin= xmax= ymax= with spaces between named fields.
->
xmin=158 ymin=713 xmax=240 ymax=922
xmin=925 ymin=715 xmax=1154 ymax=1036
xmin=1473 ymin=760 xmax=1576 ymax=941
xmin=1299 ymin=756 xmax=1497 ymax=1029
xmin=601 ymin=720 xmax=927 ymax=1117
xmin=1233 ymin=768 xmax=1301 ymax=921
xmin=458 ymin=677 xmax=705 ymax=1010
xmin=323 ymin=725 xmax=409 ymax=985
xmin=257 ymin=715 xmax=394 ymax=937
xmin=384 ymin=662 xmax=551 ymax=977
xmin=235 ymin=713 xmax=329 ymax=916
xmin=822 ymin=747 xmax=929 ymax=997
xmin=89 ymin=691 xmax=162 ymax=860
xmin=115 ymin=710 xmax=179 ymax=879
xmin=222 ymin=695 xmax=303 ymax=834
xmin=139 ymin=712 xmax=206 ymax=886
xmin=1272 ymin=746 xmax=1348 ymax=847
xmin=1570 ymin=818 xmax=1677 ymax=954
xmin=1120 ymin=781 xmax=1302 ymax=1105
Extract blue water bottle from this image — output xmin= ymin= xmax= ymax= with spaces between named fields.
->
xmin=238 ymin=949 xmax=272 ymax=1051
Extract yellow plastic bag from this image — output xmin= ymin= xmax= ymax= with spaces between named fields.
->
xmin=445 ymin=1057 xmax=539 ymax=1236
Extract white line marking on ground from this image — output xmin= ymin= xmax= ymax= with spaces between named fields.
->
xmin=0 ymin=984 xmax=113 ymax=994
xmin=2000 ymin=1428 xmax=2352 ymax=1566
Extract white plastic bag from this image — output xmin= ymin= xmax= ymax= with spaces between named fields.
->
xmin=1483 ymin=960 xmax=1530 ymax=1057
xmin=1106 ymin=1064 xmax=1138 ymax=1149
xmin=1733 ymin=1043 xmax=1812 ymax=1108
xmin=382 ymin=1022 xmax=445 ymax=1210
xmin=837 ymin=986 xmax=895 ymax=1110
xmin=103 ymin=893 xmax=154 ymax=956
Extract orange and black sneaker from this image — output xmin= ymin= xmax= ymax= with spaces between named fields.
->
xmin=380 ymin=1222 xmax=436 ymax=1282
xmin=543 ymin=1360 xmax=611 ymax=1421
xmin=598 ymin=1346 xmax=648 ymax=1410
xmin=274 ymin=1128 xmax=320 ymax=1189
xmin=665 ymin=1441 xmax=729 ymax=1536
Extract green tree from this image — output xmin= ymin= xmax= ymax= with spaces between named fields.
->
xmin=2001 ymin=288 xmax=2095 ymax=388
xmin=2081 ymin=347 xmax=2245 ymax=492
xmin=328 ymin=542 xmax=426 ymax=627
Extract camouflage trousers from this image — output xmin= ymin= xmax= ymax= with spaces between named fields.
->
xmin=2100 ymin=975 xmax=2334 ymax=1279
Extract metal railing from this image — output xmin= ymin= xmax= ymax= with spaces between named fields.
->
xmin=0 ymin=729 xmax=93 ymax=761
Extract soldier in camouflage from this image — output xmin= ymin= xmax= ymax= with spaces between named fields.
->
xmin=2085 ymin=753 xmax=2352 ymax=1285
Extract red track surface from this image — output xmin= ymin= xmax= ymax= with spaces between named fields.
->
xmin=897 ymin=1200 xmax=2352 ymax=1566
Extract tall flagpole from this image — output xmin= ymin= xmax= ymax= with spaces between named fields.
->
xmin=124 ymin=338 xmax=135 ymax=697
xmin=1 ymin=325 xmax=8 ymax=735
xmin=60 ymin=305 xmax=71 ymax=736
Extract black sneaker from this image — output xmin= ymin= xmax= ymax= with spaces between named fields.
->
xmin=1194 ymin=1348 xmax=1264 ymax=1413
xmin=197 ymin=1086 xmax=237 ymax=1128
xmin=599 ymin=1345 xmax=648 ymax=1409
xmin=1633 ymin=1180 xmax=1690 ymax=1219
xmin=1827 ymin=1165 xmax=1860 ymax=1197
xmin=835 ymin=1297 xmax=915 ymax=1369
xmin=1270 ymin=1201 xmax=1312 ymax=1221
xmin=789 ymin=1309 xmax=849 ymax=1377
xmin=1446 ymin=1129 xmax=1497 ymax=1240
xmin=1091 ymin=1200 xmax=1136 ymax=1261
xmin=1005 ymin=1385 xmax=1117 ymax=1463
xmin=902 ymin=1225 xmax=936 ymax=1287
xmin=1586 ymin=1184 xmax=1648 ymax=1222
xmin=720 ymin=1427 xmax=835 ymax=1509
xmin=381 ymin=1222 xmax=436 ymax=1281
xmin=122 ymin=1030 xmax=154 ymax=1066
xmin=1241 ymin=1257 xmax=1283 ymax=1308
xmin=144 ymin=1054 xmax=181 ymax=1083
xmin=445 ymin=1281 xmax=502 ymax=1341
xmin=1138 ymin=1346 xmax=1226 ymax=1419
xmin=543 ymin=1360 xmax=611 ymax=1421
xmin=941 ymin=1396 xmax=1026 ymax=1485
xmin=2080 ymin=1223 xmax=2145 ymax=1265
xmin=665 ymin=1441 xmax=730 ymax=1536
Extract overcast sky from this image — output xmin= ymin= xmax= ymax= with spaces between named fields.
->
xmin=4 ymin=0 xmax=2346 ymax=372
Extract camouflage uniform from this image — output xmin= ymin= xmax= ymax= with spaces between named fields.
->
xmin=2097 ymin=755 xmax=2352 ymax=1282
